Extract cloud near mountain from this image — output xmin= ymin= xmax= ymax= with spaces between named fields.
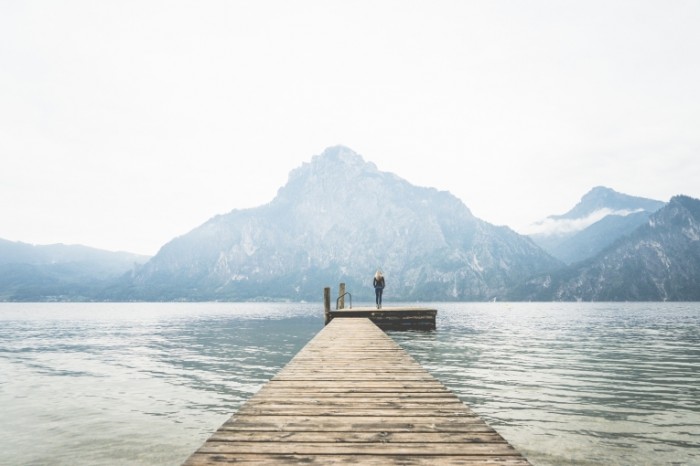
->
xmin=513 ymin=195 xmax=700 ymax=301
xmin=526 ymin=207 xmax=647 ymax=237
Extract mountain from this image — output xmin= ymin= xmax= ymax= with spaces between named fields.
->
xmin=0 ymin=239 xmax=150 ymax=301
xmin=112 ymin=146 xmax=562 ymax=301
xmin=513 ymin=195 xmax=700 ymax=301
xmin=529 ymin=187 xmax=666 ymax=264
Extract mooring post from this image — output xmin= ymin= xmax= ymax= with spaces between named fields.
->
xmin=323 ymin=287 xmax=331 ymax=325
xmin=338 ymin=282 xmax=345 ymax=309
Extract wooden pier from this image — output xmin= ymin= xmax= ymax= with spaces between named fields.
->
xmin=327 ymin=306 xmax=437 ymax=330
xmin=183 ymin=318 xmax=531 ymax=465
xmin=324 ymin=285 xmax=437 ymax=330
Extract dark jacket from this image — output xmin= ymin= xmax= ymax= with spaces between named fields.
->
xmin=373 ymin=277 xmax=385 ymax=289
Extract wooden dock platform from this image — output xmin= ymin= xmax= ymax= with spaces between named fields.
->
xmin=327 ymin=306 xmax=437 ymax=330
xmin=183 ymin=318 xmax=530 ymax=465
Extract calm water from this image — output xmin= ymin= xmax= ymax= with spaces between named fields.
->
xmin=0 ymin=302 xmax=698 ymax=466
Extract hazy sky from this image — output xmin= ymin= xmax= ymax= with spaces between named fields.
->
xmin=2 ymin=1 xmax=699 ymax=256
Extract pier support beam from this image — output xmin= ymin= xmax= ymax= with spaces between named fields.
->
xmin=323 ymin=287 xmax=331 ymax=325
xmin=338 ymin=282 xmax=346 ymax=309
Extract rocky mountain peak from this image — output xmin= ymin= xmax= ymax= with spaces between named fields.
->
xmin=651 ymin=195 xmax=700 ymax=231
xmin=670 ymin=195 xmax=700 ymax=220
xmin=554 ymin=186 xmax=664 ymax=220
xmin=515 ymin=194 xmax=700 ymax=301
xmin=529 ymin=186 xmax=667 ymax=265
xmin=286 ymin=146 xmax=377 ymax=183
xmin=117 ymin=145 xmax=560 ymax=301
xmin=315 ymin=145 xmax=371 ymax=168
xmin=275 ymin=146 xmax=383 ymax=206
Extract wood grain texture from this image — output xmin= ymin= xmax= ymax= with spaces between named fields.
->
xmin=183 ymin=318 xmax=530 ymax=465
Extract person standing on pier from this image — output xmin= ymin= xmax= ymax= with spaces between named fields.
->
xmin=373 ymin=270 xmax=385 ymax=309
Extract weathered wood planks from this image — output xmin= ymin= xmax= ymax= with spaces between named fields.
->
xmin=183 ymin=318 xmax=530 ymax=465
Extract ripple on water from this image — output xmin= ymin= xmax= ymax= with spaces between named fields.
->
xmin=390 ymin=302 xmax=700 ymax=466
xmin=1 ymin=302 xmax=699 ymax=466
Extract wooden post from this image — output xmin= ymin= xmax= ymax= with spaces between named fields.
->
xmin=338 ymin=282 xmax=346 ymax=309
xmin=323 ymin=287 xmax=331 ymax=325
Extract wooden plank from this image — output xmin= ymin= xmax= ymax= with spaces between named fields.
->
xmin=235 ymin=407 xmax=480 ymax=417
xmin=220 ymin=416 xmax=496 ymax=432
xmin=185 ymin=454 xmax=532 ymax=465
xmin=183 ymin=317 xmax=531 ymax=465
xmin=207 ymin=432 xmax=506 ymax=443
xmin=255 ymin=387 xmax=454 ymax=394
xmin=244 ymin=398 xmax=468 ymax=406
xmin=263 ymin=380 xmax=447 ymax=388
xmin=196 ymin=441 xmax=520 ymax=455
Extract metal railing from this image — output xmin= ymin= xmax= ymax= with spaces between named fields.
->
xmin=336 ymin=292 xmax=352 ymax=310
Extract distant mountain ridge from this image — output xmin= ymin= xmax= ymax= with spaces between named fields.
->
xmin=529 ymin=187 xmax=666 ymax=264
xmin=0 ymin=239 xmax=149 ymax=301
xmin=113 ymin=146 xmax=562 ymax=301
xmin=549 ymin=186 xmax=664 ymax=221
xmin=2 ymin=146 xmax=698 ymax=302
xmin=514 ymin=195 xmax=700 ymax=301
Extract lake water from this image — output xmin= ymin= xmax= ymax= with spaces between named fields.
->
xmin=0 ymin=302 xmax=698 ymax=466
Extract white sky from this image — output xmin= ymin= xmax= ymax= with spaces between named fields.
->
xmin=2 ymin=1 xmax=699 ymax=256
